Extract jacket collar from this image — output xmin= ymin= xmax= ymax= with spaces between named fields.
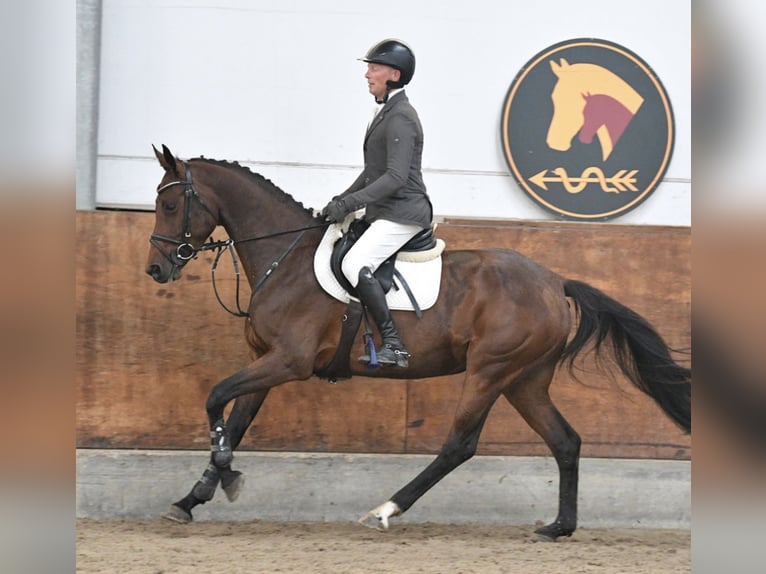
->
xmin=366 ymin=90 xmax=407 ymax=137
xmin=375 ymin=87 xmax=404 ymax=105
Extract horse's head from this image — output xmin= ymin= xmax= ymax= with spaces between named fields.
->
xmin=145 ymin=145 xmax=219 ymax=283
xmin=546 ymin=58 xmax=587 ymax=152
xmin=547 ymin=60 xmax=644 ymax=159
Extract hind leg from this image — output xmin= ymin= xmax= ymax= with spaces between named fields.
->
xmin=503 ymin=364 xmax=581 ymax=541
xmin=163 ymin=390 xmax=270 ymax=523
xmin=359 ymin=365 xmax=506 ymax=529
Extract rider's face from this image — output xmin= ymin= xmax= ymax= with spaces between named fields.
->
xmin=365 ymin=63 xmax=400 ymax=101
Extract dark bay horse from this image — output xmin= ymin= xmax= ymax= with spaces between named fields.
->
xmin=145 ymin=144 xmax=690 ymax=540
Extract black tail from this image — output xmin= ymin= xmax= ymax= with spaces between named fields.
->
xmin=561 ymin=279 xmax=691 ymax=432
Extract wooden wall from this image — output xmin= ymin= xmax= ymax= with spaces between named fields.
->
xmin=76 ymin=211 xmax=690 ymax=460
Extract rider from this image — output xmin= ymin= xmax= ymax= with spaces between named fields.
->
xmin=321 ymin=39 xmax=433 ymax=368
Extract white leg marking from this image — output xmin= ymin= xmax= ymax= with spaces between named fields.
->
xmin=358 ymin=500 xmax=401 ymax=530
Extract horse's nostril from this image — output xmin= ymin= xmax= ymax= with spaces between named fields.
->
xmin=146 ymin=264 xmax=162 ymax=280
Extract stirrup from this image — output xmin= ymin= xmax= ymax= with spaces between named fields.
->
xmin=358 ymin=345 xmax=410 ymax=368
xmin=376 ymin=344 xmax=410 ymax=368
xmin=359 ymin=332 xmax=381 ymax=369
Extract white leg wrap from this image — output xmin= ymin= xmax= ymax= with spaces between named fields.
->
xmin=358 ymin=500 xmax=401 ymax=530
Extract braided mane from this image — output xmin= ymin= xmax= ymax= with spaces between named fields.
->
xmin=189 ymin=157 xmax=316 ymax=218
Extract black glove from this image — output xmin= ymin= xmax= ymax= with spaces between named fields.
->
xmin=321 ymin=197 xmax=350 ymax=223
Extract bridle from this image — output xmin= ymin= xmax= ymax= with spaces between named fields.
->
xmin=150 ymin=165 xmax=220 ymax=268
xmin=150 ymin=164 xmax=329 ymax=317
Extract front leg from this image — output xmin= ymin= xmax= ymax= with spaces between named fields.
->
xmin=164 ymin=354 xmax=311 ymax=523
xmin=162 ymin=391 xmax=270 ymax=523
xmin=206 ymin=353 xmax=311 ymax=469
xmin=162 ymin=462 xmax=221 ymax=523
xmin=217 ymin=389 xmax=271 ymax=501
xmin=210 ymin=418 xmax=233 ymax=467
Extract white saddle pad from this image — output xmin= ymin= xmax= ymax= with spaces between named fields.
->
xmin=313 ymin=222 xmax=444 ymax=312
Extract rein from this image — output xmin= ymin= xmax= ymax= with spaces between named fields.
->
xmin=151 ymin=167 xmax=329 ymax=318
xmin=208 ymin=227 xmax=316 ymax=318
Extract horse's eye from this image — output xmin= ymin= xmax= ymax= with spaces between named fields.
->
xmin=162 ymin=201 xmax=177 ymax=213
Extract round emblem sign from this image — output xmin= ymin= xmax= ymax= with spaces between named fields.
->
xmin=500 ymin=38 xmax=675 ymax=220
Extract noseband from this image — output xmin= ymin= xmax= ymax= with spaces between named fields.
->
xmin=150 ymin=165 xmax=218 ymax=268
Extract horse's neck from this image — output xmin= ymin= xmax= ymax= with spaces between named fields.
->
xmin=599 ymin=98 xmax=632 ymax=143
xmin=212 ymin=175 xmax=316 ymax=286
xmin=220 ymin=199 xmax=310 ymax=245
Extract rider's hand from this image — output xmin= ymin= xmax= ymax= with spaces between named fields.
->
xmin=321 ymin=198 xmax=350 ymax=223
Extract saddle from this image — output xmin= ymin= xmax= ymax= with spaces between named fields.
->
xmin=316 ymin=218 xmax=438 ymax=382
xmin=329 ymin=218 xmax=437 ymax=298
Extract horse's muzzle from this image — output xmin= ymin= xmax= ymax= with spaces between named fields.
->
xmin=145 ymin=262 xmax=180 ymax=283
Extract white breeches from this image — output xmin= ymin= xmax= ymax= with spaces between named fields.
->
xmin=341 ymin=219 xmax=422 ymax=287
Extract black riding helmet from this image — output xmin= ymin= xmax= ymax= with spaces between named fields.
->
xmin=360 ymin=39 xmax=416 ymax=88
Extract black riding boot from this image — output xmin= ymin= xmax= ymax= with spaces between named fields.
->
xmin=356 ymin=267 xmax=410 ymax=368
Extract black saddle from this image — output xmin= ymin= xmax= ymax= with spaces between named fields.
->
xmin=330 ymin=219 xmax=436 ymax=298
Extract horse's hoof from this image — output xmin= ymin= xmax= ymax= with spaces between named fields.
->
xmin=161 ymin=505 xmax=192 ymax=524
xmin=357 ymin=501 xmax=400 ymax=531
xmin=357 ymin=511 xmax=389 ymax=531
xmin=221 ymin=471 xmax=245 ymax=502
xmin=534 ymin=522 xmax=574 ymax=542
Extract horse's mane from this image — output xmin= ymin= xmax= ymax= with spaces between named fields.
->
xmin=189 ymin=157 xmax=316 ymax=218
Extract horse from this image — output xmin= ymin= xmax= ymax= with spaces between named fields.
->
xmin=579 ymin=93 xmax=635 ymax=157
xmin=145 ymin=144 xmax=690 ymax=540
xmin=547 ymin=58 xmax=644 ymax=161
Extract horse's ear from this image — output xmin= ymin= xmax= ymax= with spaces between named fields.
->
xmin=153 ymin=144 xmax=180 ymax=175
xmin=550 ymin=58 xmax=570 ymax=76
xmin=152 ymin=144 xmax=166 ymax=167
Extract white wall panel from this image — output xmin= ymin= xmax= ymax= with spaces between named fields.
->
xmin=96 ymin=0 xmax=690 ymax=225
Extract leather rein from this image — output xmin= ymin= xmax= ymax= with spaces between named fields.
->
xmin=150 ymin=166 xmax=328 ymax=317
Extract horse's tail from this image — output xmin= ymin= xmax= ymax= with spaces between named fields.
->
xmin=561 ymin=279 xmax=691 ymax=433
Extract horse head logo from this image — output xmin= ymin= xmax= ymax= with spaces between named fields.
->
xmin=547 ymin=58 xmax=644 ymax=161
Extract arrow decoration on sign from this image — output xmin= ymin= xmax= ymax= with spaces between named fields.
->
xmin=529 ymin=167 xmax=639 ymax=194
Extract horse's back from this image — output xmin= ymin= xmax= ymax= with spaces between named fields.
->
xmin=442 ymin=248 xmax=565 ymax=296
xmin=436 ymin=248 xmax=570 ymax=347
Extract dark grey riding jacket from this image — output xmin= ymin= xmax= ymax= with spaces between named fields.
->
xmin=339 ymin=91 xmax=433 ymax=229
